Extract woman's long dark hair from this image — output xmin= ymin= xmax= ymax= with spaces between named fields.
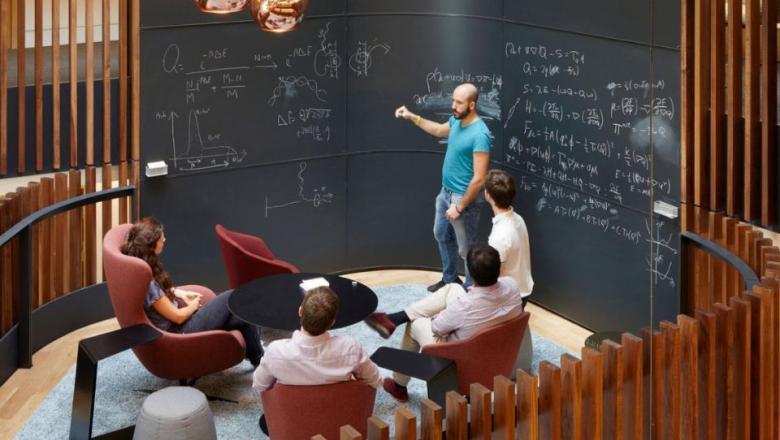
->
xmin=120 ymin=217 xmax=175 ymax=301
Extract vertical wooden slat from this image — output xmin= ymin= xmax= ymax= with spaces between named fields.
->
xmin=52 ymin=0 xmax=61 ymax=170
xmin=728 ymin=296 xmax=751 ymax=440
xmin=29 ymin=182 xmax=40 ymax=309
xmin=725 ymin=0 xmax=743 ymax=216
xmin=602 ymin=340 xmax=623 ymax=440
xmin=713 ymin=303 xmax=735 ymax=440
xmin=561 ymin=353 xmax=582 ymax=440
xmin=708 ymin=212 xmax=725 ymax=304
xmin=0 ymin=199 xmax=11 ymax=333
xmin=743 ymin=0 xmax=760 ymax=221
xmin=723 ymin=217 xmax=739 ymax=297
xmin=621 ymin=334 xmax=642 ymax=440
xmin=444 ymin=391 xmax=467 ymax=440
xmin=394 ymin=408 xmax=416 ymax=440
xmin=681 ymin=0 xmax=695 ymax=203
xmin=16 ymin=0 xmax=26 ymax=174
xmin=0 ymin=0 xmax=8 ymax=176
xmin=366 ymin=417 xmax=389 ymax=440
xmin=119 ymin=0 xmax=128 ymax=164
xmin=53 ymin=173 xmax=68 ymax=296
xmin=660 ymin=321 xmax=681 ymax=440
xmin=517 ymin=369 xmax=539 ymax=440
xmin=748 ymin=231 xmax=763 ymax=272
xmin=420 ymin=399 xmax=442 ymax=440
xmin=339 ymin=426 xmax=361 ymax=440
xmin=39 ymin=177 xmax=53 ymax=303
xmin=493 ymin=375 xmax=516 ymax=440
xmin=694 ymin=0 xmax=711 ymax=206
xmin=759 ymin=0 xmax=776 ymax=226
xmin=34 ymin=0 xmax=43 ymax=171
xmin=469 ymin=383 xmax=491 ymax=440
xmin=694 ymin=309 xmax=716 ymax=439
xmin=131 ymin=160 xmax=140 ymax=220
xmin=101 ymin=163 xmax=113 ymax=237
xmin=678 ymin=315 xmax=699 ymax=439
xmin=539 ymin=362 xmax=562 ymax=440
xmin=68 ymin=169 xmax=82 ymax=291
xmin=118 ymin=161 xmax=129 ymax=222
xmin=131 ymin=0 xmax=140 ymax=164
xmin=102 ymin=0 xmax=111 ymax=166
xmin=642 ymin=329 xmax=664 ymax=440
xmin=743 ymin=289 xmax=768 ymax=439
xmin=69 ymin=0 xmax=78 ymax=167
xmin=8 ymin=193 xmax=20 ymax=325
xmin=86 ymin=0 xmax=95 ymax=167
xmin=581 ymin=347 xmax=603 ymax=440
xmin=709 ymin=0 xmax=725 ymax=210
xmin=760 ymin=277 xmax=780 ymax=440
xmin=84 ymin=166 xmax=97 ymax=284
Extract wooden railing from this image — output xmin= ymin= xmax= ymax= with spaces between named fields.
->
xmin=315 ymin=227 xmax=779 ymax=440
xmin=682 ymin=0 xmax=778 ymax=227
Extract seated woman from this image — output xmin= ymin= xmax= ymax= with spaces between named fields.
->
xmin=122 ymin=217 xmax=264 ymax=366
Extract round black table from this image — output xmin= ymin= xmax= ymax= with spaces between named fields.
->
xmin=228 ymin=272 xmax=378 ymax=331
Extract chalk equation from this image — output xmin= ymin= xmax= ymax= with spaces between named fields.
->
xmin=264 ymin=162 xmax=334 ymax=217
xmin=349 ymin=39 xmax=391 ymax=77
xmin=156 ymin=109 xmax=246 ymax=172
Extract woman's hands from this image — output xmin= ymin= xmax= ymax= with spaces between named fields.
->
xmin=174 ymin=288 xmax=203 ymax=303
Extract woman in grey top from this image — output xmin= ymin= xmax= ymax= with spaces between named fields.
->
xmin=121 ymin=217 xmax=263 ymax=366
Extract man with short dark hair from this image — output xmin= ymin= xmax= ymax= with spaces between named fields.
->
xmin=253 ymin=287 xmax=381 ymax=433
xmin=365 ymin=244 xmax=523 ymax=402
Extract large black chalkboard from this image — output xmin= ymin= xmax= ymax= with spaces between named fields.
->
xmin=138 ymin=3 xmax=682 ymax=332
xmin=140 ymin=17 xmax=346 ymax=175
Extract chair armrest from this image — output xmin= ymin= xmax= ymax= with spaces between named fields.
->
xmin=370 ymin=346 xmax=454 ymax=382
xmin=79 ymin=324 xmax=161 ymax=362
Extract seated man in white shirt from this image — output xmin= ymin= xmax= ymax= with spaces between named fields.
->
xmin=364 ymin=244 xmax=524 ymax=402
xmin=253 ymin=287 xmax=382 ymax=434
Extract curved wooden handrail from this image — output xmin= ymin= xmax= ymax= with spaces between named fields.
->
xmin=680 ymin=230 xmax=760 ymax=291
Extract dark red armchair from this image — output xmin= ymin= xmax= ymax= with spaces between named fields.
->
xmin=103 ymin=224 xmax=246 ymax=380
xmin=215 ymin=224 xmax=300 ymax=289
xmin=261 ymin=381 xmax=376 ymax=440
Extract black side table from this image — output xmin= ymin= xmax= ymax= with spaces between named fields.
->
xmin=70 ymin=324 xmax=161 ymax=440
xmin=371 ymin=346 xmax=458 ymax=407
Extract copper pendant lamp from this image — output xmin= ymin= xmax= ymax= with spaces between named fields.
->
xmin=192 ymin=0 xmax=249 ymax=14
xmin=250 ymin=0 xmax=309 ymax=33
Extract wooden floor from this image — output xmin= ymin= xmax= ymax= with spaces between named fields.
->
xmin=0 ymin=269 xmax=591 ymax=439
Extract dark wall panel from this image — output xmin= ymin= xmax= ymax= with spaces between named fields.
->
xmin=347 ymin=15 xmax=503 ymax=153
xmin=347 ymin=0 xmax=502 ymax=17
xmin=141 ymin=158 xmax=347 ymax=291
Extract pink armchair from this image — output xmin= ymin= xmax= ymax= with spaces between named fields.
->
xmin=261 ymin=381 xmax=376 ymax=440
xmin=102 ymin=224 xmax=245 ymax=380
xmin=215 ymin=224 xmax=299 ymax=289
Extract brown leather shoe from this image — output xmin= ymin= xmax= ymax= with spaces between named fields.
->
xmin=364 ymin=312 xmax=397 ymax=339
xmin=382 ymin=378 xmax=409 ymax=402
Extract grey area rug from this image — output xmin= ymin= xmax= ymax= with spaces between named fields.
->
xmin=15 ymin=284 xmax=573 ymax=440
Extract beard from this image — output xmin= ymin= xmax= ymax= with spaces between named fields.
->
xmin=453 ymin=106 xmax=471 ymax=120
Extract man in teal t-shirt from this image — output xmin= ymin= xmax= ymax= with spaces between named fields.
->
xmin=395 ymin=83 xmax=491 ymax=290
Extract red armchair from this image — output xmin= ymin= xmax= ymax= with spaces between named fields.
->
xmin=422 ymin=311 xmax=531 ymax=394
xmin=261 ymin=381 xmax=376 ymax=440
xmin=215 ymin=224 xmax=300 ymax=289
xmin=102 ymin=224 xmax=246 ymax=380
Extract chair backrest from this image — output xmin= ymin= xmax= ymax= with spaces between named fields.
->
xmin=215 ymin=224 xmax=299 ymax=288
xmin=422 ymin=311 xmax=530 ymax=394
xmin=261 ymin=381 xmax=376 ymax=440
xmin=103 ymin=223 xmax=155 ymax=329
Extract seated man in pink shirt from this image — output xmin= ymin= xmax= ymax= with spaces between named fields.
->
xmin=365 ymin=244 xmax=524 ymax=401
xmin=253 ymin=287 xmax=382 ymax=434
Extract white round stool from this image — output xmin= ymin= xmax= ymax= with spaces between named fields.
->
xmin=133 ymin=386 xmax=217 ymax=440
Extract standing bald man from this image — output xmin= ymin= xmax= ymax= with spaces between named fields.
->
xmin=395 ymin=83 xmax=491 ymax=290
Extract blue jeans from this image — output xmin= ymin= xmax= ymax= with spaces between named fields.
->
xmin=433 ymin=187 xmax=483 ymax=287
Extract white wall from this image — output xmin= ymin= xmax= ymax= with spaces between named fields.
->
xmin=21 ymin=0 xmax=120 ymax=48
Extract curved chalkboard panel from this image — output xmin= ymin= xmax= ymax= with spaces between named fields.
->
xmin=141 ymin=158 xmax=348 ymax=290
xmin=651 ymin=47 xmax=682 ymax=204
xmin=504 ymin=0 xmax=653 ymax=44
xmin=508 ymin=168 xmax=678 ymax=332
xmin=141 ymin=0 xmax=345 ymax=29
xmin=347 ymin=0 xmax=502 ymax=17
xmin=347 ymin=15 xmax=503 ymax=152
xmin=502 ymin=24 xmax=679 ymax=213
xmin=140 ymin=18 xmax=346 ymax=175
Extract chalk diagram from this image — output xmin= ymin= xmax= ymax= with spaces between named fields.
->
xmin=166 ymin=110 xmax=247 ymax=171
xmin=264 ymin=162 xmax=334 ymax=217
xmin=348 ymin=40 xmax=391 ymax=77
xmin=644 ymin=219 xmax=677 ymax=288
